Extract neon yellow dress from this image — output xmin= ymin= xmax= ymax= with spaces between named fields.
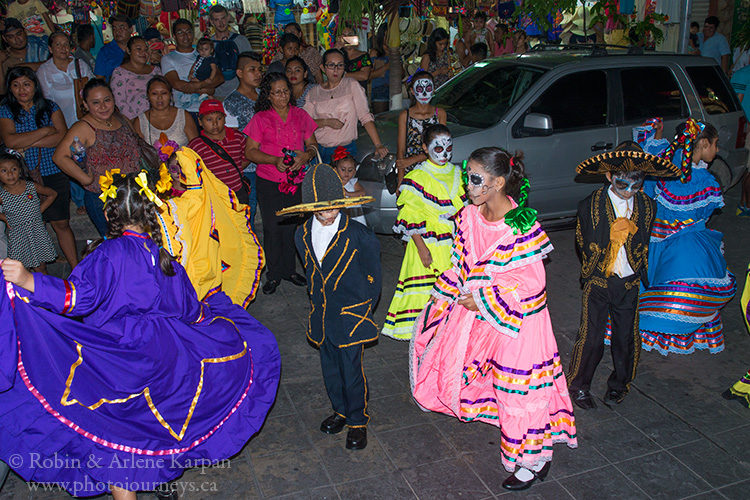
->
xmin=382 ymin=159 xmax=465 ymax=340
xmin=157 ymin=148 xmax=264 ymax=307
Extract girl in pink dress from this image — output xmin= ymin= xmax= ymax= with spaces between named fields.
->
xmin=410 ymin=147 xmax=577 ymax=491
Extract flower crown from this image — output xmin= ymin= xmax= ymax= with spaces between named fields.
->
xmin=98 ymin=166 xmax=173 ymax=207
xmin=154 ymin=133 xmax=180 ymax=164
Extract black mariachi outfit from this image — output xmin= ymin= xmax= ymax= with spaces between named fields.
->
xmin=295 ymin=215 xmax=382 ymax=427
xmin=568 ymin=187 xmax=656 ymax=395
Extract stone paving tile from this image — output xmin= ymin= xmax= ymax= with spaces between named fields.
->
xmin=558 ymin=465 xmax=650 ymax=500
xmin=582 ymin=418 xmax=662 ymax=464
xmin=495 ymin=480 xmax=576 ymax=499
xmin=710 ymin=424 xmax=750 ymax=466
xmin=620 ymin=402 xmax=703 ymax=448
xmin=242 ymin=414 xmax=310 ymax=459
xmin=718 ymin=479 xmax=750 ymax=500
xmin=377 ymin=424 xmax=454 ymax=467
xmin=400 ymin=457 xmax=493 ymax=499
xmin=251 ymin=449 xmax=331 ymax=498
xmin=273 ymin=485 xmax=340 ymax=499
xmin=432 ymin=414 xmax=500 ymax=456
xmin=545 ymin=435 xmax=608 ymax=481
xmin=178 ymin=460 xmax=261 ymax=499
xmin=363 ymin=365 xmax=409 ymax=401
xmin=683 ymin=491 xmax=730 ymax=500
xmin=313 ymin=433 xmax=396 ymax=485
xmin=668 ymin=438 xmax=750 ymax=489
xmin=334 ymin=471 xmax=416 ymax=499
xmin=366 ymin=393 xmax=433 ymax=433
xmin=616 ymin=451 xmax=711 ymax=500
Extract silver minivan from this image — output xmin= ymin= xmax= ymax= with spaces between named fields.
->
xmin=356 ymin=50 xmax=748 ymax=233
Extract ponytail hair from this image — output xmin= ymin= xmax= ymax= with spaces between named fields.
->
xmin=468 ymin=147 xmax=526 ymax=200
xmin=87 ymin=172 xmax=177 ymax=276
xmin=467 ymin=146 xmax=536 ymax=234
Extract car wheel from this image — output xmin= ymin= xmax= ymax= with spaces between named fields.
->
xmin=708 ymin=158 xmax=732 ymax=192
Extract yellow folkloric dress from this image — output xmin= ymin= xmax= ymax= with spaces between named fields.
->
xmin=382 ymin=159 xmax=465 ymax=340
xmin=157 ymin=148 xmax=265 ymax=307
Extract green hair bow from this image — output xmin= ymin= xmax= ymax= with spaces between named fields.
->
xmin=504 ymin=178 xmax=537 ymax=235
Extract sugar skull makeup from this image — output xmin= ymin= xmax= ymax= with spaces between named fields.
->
xmin=413 ymin=78 xmax=434 ymax=104
xmin=611 ymin=175 xmax=643 ymax=199
xmin=427 ymin=134 xmax=453 ymax=165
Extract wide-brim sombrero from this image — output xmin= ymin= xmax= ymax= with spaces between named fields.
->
xmin=576 ymin=140 xmax=681 ymax=178
xmin=276 ymin=163 xmax=374 ymax=216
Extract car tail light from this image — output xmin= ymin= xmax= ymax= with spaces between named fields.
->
xmin=737 ymin=115 xmax=748 ymax=149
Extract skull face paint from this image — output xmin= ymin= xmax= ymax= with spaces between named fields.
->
xmin=427 ymin=134 xmax=453 ymax=165
xmin=413 ymin=78 xmax=434 ymax=104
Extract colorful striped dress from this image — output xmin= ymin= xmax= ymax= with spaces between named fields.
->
xmin=410 ymin=204 xmax=577 ymax=472
xmin=636 ymin=161 xmax=736 ymax=354
xmin=382 ymin=159 xmax=465 ymax=340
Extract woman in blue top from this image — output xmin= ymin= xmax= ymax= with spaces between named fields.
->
xmin=0 ymin=66 xmax=78 ymax=268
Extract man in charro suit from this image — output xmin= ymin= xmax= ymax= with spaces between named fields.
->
xmin=567 ymin=142 xmax=680 ymax=409
xmin=277 ymin=163 xmax=381 ymax=450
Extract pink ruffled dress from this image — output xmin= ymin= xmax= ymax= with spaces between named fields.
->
xmin=410 ymin=204 xmax=577 ymax=471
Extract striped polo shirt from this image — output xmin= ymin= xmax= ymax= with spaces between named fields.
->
xmin=188 ymin=128 xmax=247 ymax=192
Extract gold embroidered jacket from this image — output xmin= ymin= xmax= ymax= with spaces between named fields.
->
xmin=576 ymin=186 xmax=656 ymax=286
xmin=295 ymin=215 xmax=382 ymax=348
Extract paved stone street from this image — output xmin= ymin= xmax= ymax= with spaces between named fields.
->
xmin=3 ymin=185 xmax=749 ymax=499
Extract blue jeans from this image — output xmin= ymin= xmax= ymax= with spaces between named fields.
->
xmin=244 ymin=171 xmax=258 ymax=232
xmin=318 ymin=141 xmax=358 ymax=165
xmin=84 ymin=190 xmax=108 ymax=237
xmin=70 ymin=180 xmax=85 ymax=208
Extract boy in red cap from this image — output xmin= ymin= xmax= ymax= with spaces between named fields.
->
xmin=188 ymin=99 xmax=252 ymax=204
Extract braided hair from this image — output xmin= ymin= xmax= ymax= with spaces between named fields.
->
xmin=84 ymin=173 xmax=176 ymax=276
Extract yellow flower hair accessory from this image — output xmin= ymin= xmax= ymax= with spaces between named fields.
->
xmin=98 ymin=168 xmax=121 ymax=203
xmin=134 ymin=171 xmax=164 ymax=208
xmin=156 ymin=162 xmax=173 ymax=194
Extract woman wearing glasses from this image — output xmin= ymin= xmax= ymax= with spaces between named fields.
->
xmin=303 ymin=48 xmax=388 ymax=164
xmin=244 ymin=72 xmax=318 ymax=295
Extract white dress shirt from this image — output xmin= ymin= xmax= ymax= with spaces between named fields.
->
xmin=37 ymin=57 xmax=94 ymax=127
xmin=312 ymin=213 xmax=341 ymax=265
xmin=607 ymin=187 xmax=635 ymax=279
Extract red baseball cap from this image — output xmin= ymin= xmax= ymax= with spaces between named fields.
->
xmin=198 ymin=99 xmax=225 ymax=117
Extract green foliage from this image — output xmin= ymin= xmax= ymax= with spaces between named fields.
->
xmin=513 ymin=0 xmax=578 ymax=32
xmin=733 ymin=16 xmax=750 ymax=50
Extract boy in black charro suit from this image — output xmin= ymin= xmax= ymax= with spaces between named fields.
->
xmin=278 ymin=163 xmax=381 ymax=450
xmin=567 ymin=142 xmax=680 ymax=410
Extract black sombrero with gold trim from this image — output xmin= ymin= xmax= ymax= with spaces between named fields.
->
xmin=276 ymin=163 xmax=374 ymax=216
xmin=576 ymin=141 xmax=681 ymax=177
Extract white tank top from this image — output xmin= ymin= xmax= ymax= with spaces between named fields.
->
xmin=138 ymin=108 xmax=190 ymax=148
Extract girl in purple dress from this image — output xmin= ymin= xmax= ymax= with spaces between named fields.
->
xmin=0 ymin=171 xmax=281 ymax=499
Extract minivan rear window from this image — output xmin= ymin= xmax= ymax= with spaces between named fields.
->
xmin=686 ymin=66 xmax=739 ymax=114
xmin=434 ymin=64 xmax=546 ymax=129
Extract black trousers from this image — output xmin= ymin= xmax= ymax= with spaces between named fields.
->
xmin=256 ymin=176 xmax=301 ymax=281
xmin=319 ymin=339 xmax=369 ymax=427
xmin=568 ymin=275 xmax=641 ymax=394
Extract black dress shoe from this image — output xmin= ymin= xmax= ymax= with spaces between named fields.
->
xmin=285 ymin=273 xmax=307 ymax=286
xmin=502 ymin=462 xmax=551 ymax=491
xmin=605 ymin=389 xmax=627 ymax=405
xmin=154 ymin=482 xmax=178 ymax=500
xmin=320 ymin=414 xmax=346 ymax=434
xmin=570 ymin=389 xmax=597 ymax=410
xmin=345 ymin=427 xmax=367 ymax=450
xmin=262 ymin=279 xmax=280 ymax=295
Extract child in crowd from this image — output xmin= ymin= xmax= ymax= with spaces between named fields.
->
xmin=157 ymin=148 xmax=265 ymax=307
xmin=396 ymin=71 xmax=447 ymax=183
xmin=411 ymin=147 xmax=577 ymax=491
xmin=470 ymin=42 xmax=488 ymax=63
xmin=634 ymin=119 xmax=735 ymax=355
xmin=267 ymin=33 xmax=301 ymax=74
xmin=567 ymin=141 xmax=680 ymax=410
xmin=0 ymin=151 xmax=57 ymax=273
xmin=277 ymin=163 xmax=380 ymax=451
xmin=383 ymin=124 xmax=465 ymax=340
xmin=332 ymin=146 xmax=366 ymax=225
xmin=188 ymin=99 xmax=251 ymax=204
xmin=0 ymin=170 xmax=280 ymax=499
xmin=189 ymin=38 xmax=219 ymax=83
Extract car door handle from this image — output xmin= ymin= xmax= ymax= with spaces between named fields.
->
xmin=591 ymin=142 xmax=613 ymax=152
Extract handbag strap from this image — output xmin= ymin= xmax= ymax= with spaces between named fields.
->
xmin=74 ymin=58 xmax=82 ymax=79
xmin=198 ymin=134 xmax=245 ymax=180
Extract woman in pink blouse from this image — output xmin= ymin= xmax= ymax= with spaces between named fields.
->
xmin=244 ymin=72 xmax=318 ymax=295
xmin=303 ymin=48 xmax=388 ymax=164
xmin=110 ymin=36 xmax=161 ymax=120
